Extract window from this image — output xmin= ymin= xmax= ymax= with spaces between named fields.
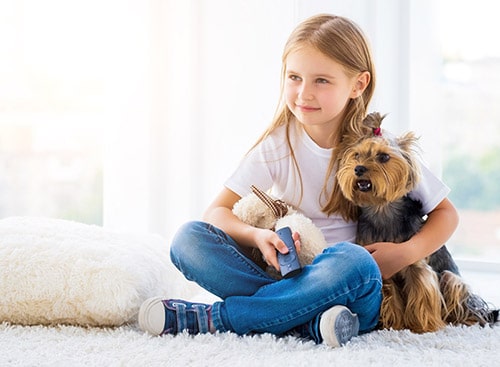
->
xmin=434 ymin=0 xmax=500 ymax=264
xmin=0 ymin=0 xmax=150 ymax=226
xmin=402 ymin=0 xmax=500 ymax=305
xmin=2 ymin=1 xmax=499 ymax=275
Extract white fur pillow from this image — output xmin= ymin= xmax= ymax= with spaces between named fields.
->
xmin=0 ymin=216 xmax=174 ymax=327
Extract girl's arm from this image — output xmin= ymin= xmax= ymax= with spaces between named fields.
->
xmin=364 ymin=198 xmax=459 ymax=279
xmin=203 ymin=187 xmax=293 ymax=270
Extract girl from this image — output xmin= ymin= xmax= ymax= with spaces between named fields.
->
xmin=138 ymin=14 xmax=458 ymax=347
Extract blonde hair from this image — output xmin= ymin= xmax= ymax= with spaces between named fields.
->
xmin=253 ymin=14 xmax=376 ymax=221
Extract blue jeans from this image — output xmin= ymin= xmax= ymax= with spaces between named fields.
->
xmin=170 ymin=221 xmax=382 ymax=337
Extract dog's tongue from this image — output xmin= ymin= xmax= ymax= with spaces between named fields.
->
xmin=357 ymin=180 xmax=372 ymax=192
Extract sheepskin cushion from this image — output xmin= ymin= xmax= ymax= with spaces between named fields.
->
xmin=0 ymin=216 xmax=173 ymax=327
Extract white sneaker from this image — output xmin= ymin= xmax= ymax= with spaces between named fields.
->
xmin=138 ymin=297 xmax=213 ymax=336
xmin=138 ymin=297 xmax=168 ymax=336
xmin=319 ymin=305 xmax=360 ymax=347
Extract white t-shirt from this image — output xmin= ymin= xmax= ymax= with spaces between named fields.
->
xmin=225 ymin=121 xmax=450 ymax=245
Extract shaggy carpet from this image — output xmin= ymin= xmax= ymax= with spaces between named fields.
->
xmin=1 ymin=321 xmax=498 ymax=366
xmin=0 ymin=217 xmax=498 ymax=366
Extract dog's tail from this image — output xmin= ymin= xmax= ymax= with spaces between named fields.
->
xmin=440 ymin=270 xmax=498 ymax=326
xmin=466 ymin=293 xmax=499 ymax=326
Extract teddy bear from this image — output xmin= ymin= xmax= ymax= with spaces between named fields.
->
xmin=232 ymin=185 xmax=327 ymax=278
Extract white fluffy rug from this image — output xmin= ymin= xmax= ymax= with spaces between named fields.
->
xmin=0 ymin=217 xmax=498 ymax=366
xmin=1 ymin=321 xmax=498 ymax=366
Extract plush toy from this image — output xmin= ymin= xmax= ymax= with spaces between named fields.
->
xmin=232 ymin=185 xmax=327 ymax=278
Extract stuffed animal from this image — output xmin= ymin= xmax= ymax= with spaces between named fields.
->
xmin=232 ymin=185 xmax=327 ymax=278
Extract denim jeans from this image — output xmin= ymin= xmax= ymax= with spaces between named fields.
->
xmin=170 ymin=221 xmax=382 ymax=338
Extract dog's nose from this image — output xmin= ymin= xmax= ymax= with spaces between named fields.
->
xmin=354 ymin=165 xmax=367 ymax=177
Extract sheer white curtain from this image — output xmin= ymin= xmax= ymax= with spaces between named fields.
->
xmin=103 ymin=0 xmax=426 ymax=240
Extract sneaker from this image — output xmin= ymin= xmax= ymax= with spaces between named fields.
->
xmin=319 ymin=305 xmax=360 ymax=347
xmin=138 ymin=297 xmax=213 ymax=336
xmin=304 ymin=305 xmax=359 ymax=347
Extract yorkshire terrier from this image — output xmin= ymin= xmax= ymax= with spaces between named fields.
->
xmin=336 ymin=112 xmax=498 ymax=333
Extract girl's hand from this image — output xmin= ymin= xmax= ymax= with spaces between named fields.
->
xmin=365 ymin=199 xmax=458 ymax=280
xmin=254 ymin=229 xmax=301 ymax=271
xmin=363 ymin=241 xmax=414 ymax=279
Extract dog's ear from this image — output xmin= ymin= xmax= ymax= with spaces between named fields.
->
xmin=396 ymin=131 xmax=419 ymax=153
xmin=396 ymin=132 xmax=421 ymax=189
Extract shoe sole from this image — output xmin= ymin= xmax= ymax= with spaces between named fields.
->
xmin=319 ymin=306 xmax=360 ymax=347
xmin=138 ymin=297 xmax=167 ymax=336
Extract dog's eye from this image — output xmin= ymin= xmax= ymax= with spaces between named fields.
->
xmin=377 ymin=153 xmax=390 ymax=163
xmin=354 ymin=153 xmax=360 ymax=160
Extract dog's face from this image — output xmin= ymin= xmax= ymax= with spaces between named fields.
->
xmin=337 ymin=133 xmax=420 ymax=207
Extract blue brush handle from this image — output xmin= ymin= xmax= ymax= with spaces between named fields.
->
xmin=276 ymin=226 xmax=302 ymax=278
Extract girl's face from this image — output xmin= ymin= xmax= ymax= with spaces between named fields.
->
xmin=284 ymin=45 xmax=365 ymax=147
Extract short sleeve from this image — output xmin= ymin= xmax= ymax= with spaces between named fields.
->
xmin=224 ymin=147 xmax=274 ymax=197
xmin=224 ymin=126 xmax=290 ymax=198
xmin=408 ymin=161 xmax=451 ymax=214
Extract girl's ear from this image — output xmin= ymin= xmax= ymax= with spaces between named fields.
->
xmin=350 ymin=71 xmax=370 ymax=98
